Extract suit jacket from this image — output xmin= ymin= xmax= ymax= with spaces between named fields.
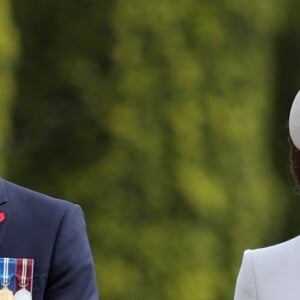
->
xmin=0 ymin=178 xmax=99 ymax=299
xmin=234 ymin=236 xmax=300 ymax=300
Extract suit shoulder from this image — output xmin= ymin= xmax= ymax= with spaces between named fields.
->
xmin=3 ymin=178 xmax=77 ymax=213
xmin=235 ymin=237 xmax=300 ymax=299
xmin=248 ymin=236 xmax=300 ymax=271
xmin=251 ymin=236 xmax=300 ymax=256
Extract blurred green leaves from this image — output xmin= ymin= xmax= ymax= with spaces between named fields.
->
xmin=0 ymin=0 xmax=18 ymax=173
xmin=0 ymin=0 xmax=294 ymax=299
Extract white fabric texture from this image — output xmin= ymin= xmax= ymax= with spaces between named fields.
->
xmin=289 ymin=90 xmax=300 ymax=149
xmin=234 ymin=236 xmax=300 ymax=300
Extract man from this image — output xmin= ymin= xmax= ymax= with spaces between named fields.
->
xmin=0 ymin=177 xmax=99 ymax=299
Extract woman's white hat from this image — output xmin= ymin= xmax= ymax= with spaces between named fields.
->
xmin=289 ymin=90 xmax=300 ymax=149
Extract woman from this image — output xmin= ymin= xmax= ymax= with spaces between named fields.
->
xmin=233 ymin=91 xmax=300 ymax=300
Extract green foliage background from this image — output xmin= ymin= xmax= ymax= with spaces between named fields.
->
xmin=1 ymin=0 xmax=299 ymax=299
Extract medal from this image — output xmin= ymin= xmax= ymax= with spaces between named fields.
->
xmin=0 ymin=286 xmax=13 ymax=300
xmin=0 ymin=258 xmax=13 ymax=300
xmin=13 ymin=288 xmax=31 ymax=300
xmin=14 ymin=259 xmax=32 ymax=300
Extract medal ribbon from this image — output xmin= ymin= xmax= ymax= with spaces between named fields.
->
xmin=3 ymin=258 xmax=9 ymax=286
xmin=0 ymin=258 xmax=15 ymax=291
xmin=15 ymin=259 xmax=33 ymax=292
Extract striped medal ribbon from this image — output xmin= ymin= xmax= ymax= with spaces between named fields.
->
xmin=0 ymin=258 xmax=13 ymax=300
xmin=14 ymin=259 xmax=32 ymax=300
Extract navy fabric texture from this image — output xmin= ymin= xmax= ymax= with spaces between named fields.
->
xmin=0 ymin=178 xmax=99 ymax=300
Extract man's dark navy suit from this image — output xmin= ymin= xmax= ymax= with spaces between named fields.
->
xmin=0 ymin=178 xmax=99 ymax=299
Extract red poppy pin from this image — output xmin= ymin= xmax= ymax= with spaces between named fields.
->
xmin=0 ymin=212 xmax=5 ymax=223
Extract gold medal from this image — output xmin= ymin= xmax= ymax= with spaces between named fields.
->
xmin=0 ymin=286 xmax=13 ymax=300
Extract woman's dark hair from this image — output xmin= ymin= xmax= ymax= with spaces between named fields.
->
xmin=290 ymin=137 xmax=300 ymax=187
